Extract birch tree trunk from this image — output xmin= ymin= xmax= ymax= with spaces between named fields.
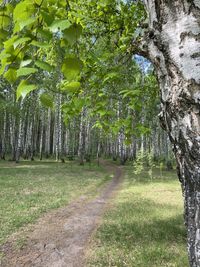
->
xmin=15 ymin=100 xmax=24 ymax=163
xmin=54 ymin=93 xmax=63 ymax=161
xmin=143 ymin=1 xmax=200 ymax=265
xmin=64 ymin=127 xmax=69 ymax=156
xmin=45 ymin=108 xmax=51 ymax=158
xmin=78 ymin=109 xmax=85 ymax=165
xmin=118 ymin=130 xmax=127 ymax=165
xmin=9 ymin=112 xmax=16 ymax=161
xmin=0 ymin=109 xmax=7 ymax=160
xmin=85 ymin=116 xmax=91 ymax=162
xmin=39 ymin=110 xmax=45 ymax=160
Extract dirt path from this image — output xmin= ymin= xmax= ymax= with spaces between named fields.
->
xmin=1 ymin=162 xmax=122 ymax=267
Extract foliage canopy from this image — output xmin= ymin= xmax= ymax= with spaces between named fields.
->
xmin=0 ymin=0 xmax=158 ymax=138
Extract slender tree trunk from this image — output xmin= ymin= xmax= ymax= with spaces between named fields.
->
xmin=112 ymin=137 xmax=118 ymax=161
xmin=118 ymin=130 xmax=127 ymax=165
xmin=96 ymin=130 xmax=102 ymax=166
xmin=152 ymin=119 xmax=159 ymax=160
xmin=30 ymin=112 xmax=37 ymax=161
xmin=117 ymin=101 xmax=127 ymax=165
xmin=45 ymin=108 xmax=51 ymax=158
xmin=0 ymin=109 xmax=7 ymax=160
xmin=15 ymin=100 xmax=24 ymax=163
xmin=39 ymin=111 xmax=45 ymax=160
xmin=128 ymin=137 xmax=136 ymax=161
xmin=54 ymin=93 xmax=63 ymax=161
xmin=143 ymin=1 xmax=200 ymax=265
xmin=85 ymin=116 xmax=91 ymax=162
xmin=26 ymin=94 xmax=38 ymax=161
xmin=9 ymin=113 xmax=16 ymax=161
xmin=78 ymin=109 xmax=85 ymax=165
xmin=23 ymin=117 xmax=28 ymax=159
xmin=64 ymin=127 xmax=69 ymax=156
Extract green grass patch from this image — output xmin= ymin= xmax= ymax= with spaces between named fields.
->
xmin=0 ymin=160 xmax=109 ymax=245
xmin=87 ymin=166 xmax=188 ymax=267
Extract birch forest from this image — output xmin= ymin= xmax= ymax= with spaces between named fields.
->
xmin=1 ymin=0 xmax=199 ymax=266
xmin=0 ymin=65 xmax=172 ymax=165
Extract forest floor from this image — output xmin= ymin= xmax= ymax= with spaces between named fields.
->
xmin=0 ymin=161 xmax=123 ymax=267
xmin=87 ymin=166 xmax=188 ymax=267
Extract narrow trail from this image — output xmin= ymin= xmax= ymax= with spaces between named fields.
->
xmin=1 ymin=162 xmax=123 ymax=267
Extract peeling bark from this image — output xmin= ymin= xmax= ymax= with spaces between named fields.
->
xmin=142 ymin=1 xmax=200 ymax=265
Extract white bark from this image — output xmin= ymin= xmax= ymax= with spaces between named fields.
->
xmin=1 ymin=109 xmax=7 ymax=159
xmin=54 ymin=93 xmax=62 ymax=161
xmin=78 ymin=109 xmax=85 ymax=165
xmin=143 ymin=1 xmax=200 ymax=266
xmin=45 ymin=108 xmax=51 ymax=157
xmin=15 ymin=100 xmax=24 ymax=162
xmin=9 ymin=113 xmax=16 ymax=161
xmin=39 ymin=110 xmax=45 ymax=160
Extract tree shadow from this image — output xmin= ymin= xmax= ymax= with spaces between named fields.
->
xmin=96 ymin=197 xmax=188 ymax=266
xmin=103 ymin=200 xmax=185 ymax=241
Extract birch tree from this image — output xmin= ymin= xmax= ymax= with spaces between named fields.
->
xmin=141 ymin=1 xmax=200 ymax=265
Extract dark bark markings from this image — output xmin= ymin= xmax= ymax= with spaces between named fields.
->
xmin=143 ymin=1 xmax=200 ymax=266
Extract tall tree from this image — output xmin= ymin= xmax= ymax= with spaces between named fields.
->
xmin=141 ymin=1 xmax=200 ymax=266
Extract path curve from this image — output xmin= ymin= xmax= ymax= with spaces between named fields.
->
xmin=1 ymin=162 xmax=122 ymax=267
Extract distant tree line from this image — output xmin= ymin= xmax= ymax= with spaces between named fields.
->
xmin=0 ymin=73 xmax=173 ymax=166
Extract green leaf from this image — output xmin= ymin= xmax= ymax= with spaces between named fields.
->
xmin=40 ymin=93 xmax=54 ymax=108
xmin=19 ymin=17 xmax=36 ymax=30
xmin=97 ymin=109 xmax=107 ymax=117
xmin=31 ymin=40 xmax=51 ymax=48
xmin=0 ymin=51 xmax=10 ymax=60
xmin=6 ymin=4 xmax=14 ymax=14
xmin=35 ymin=60 xmax=53 ymax=72
xmin=13 ymin=37 xmax=31 ymax=49
xmin=61 ymin=57 xmax=83 ymax=81
xmin=49 ymin=19 xmax=71 ymax=32
xmin=103 ymin=72 xmax=118 ymax=84
xmin=4 ymin=68 xmax=17 ymax=84
xmin=61 ymin=81 xmax=81 ymax=93
xmin=120 ymin=89 xmax=141 ymax=98
xmin=41 ymin=10 xmax=54 ymax=26
xmin=13 ymin=1 xmax=35 ymax=23
xmin=92 ymin=121 xmax=103 ymax=129
xmin=20 ymin=59 xmax=32 ymax=67
xmin=136 ymin=124 xmax=150 ymax=135
xmin=63 ymin=24 xmax=83 ymax=45
xmin=0 ymin=29 xmax=9 ymax=41
xmin=4 ymin=35 xmax=18 ymax=50
xmin=17 ymin=67 xmax=38 ymax=77
xmin=17 ymin=81 xmax=37 ymax=98
xmin=34 ymin=0 xmax=45 ymax=5
xmin=0 ymin=14 xmax=10 ymax=28
xmin=37 ymin=29 xmax=53 ymax=41
xmin=16 ymin=80 xmax=37 ymax=101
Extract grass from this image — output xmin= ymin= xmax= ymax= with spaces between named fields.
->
xmin=87 ymin=166 xmax=189 ymax=267
xmin=0 ymin=160 xmax=110 ymax=245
